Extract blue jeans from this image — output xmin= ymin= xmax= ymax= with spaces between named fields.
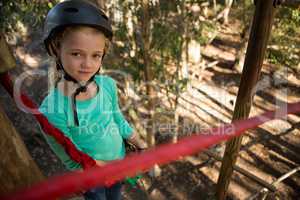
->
xmin=83 ymin=182 xmax=123 ymax=200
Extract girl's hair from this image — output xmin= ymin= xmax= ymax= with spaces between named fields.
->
xmin=47 ymin=25 xmax=110 ymax=89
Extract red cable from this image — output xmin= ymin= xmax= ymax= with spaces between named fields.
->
xmin=0 ymin=72 xmax=96 ymax=169
xmin=1 ymin=93 xmax=299 ymax=200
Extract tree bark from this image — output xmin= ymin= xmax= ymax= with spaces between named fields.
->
xmin=215 ymin=0 xmax=233 ymax=24
xmin=0 ymin=32 xmax=44 ymax=195
xmin=223 ymin=0 xmax=233 ymax=24
xmin=140 ymin=0 xmax=161 ymax=177
xmin=213 ymin=0 xmax=217 ymax=13
xmin=141 ymin=0 xmax=155 ymax=148
xmin=216 ymin=1 xmax=276 ymax=199
xmin=0 ymin=33 xmax=16 ymax=73
xmin=0 ymin=102 xmax=44 ymax=194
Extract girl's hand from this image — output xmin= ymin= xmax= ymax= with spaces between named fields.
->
xmin=95 ymin=160 xmax=107 ymax=167
xmin=127 ymin=132 xmax=148 ymax=151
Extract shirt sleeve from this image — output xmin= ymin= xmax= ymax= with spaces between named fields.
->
xmin=39 ymin=98 xmax=82 ymax=171
xmin=108 ymin=77 xmax=134 ymax=139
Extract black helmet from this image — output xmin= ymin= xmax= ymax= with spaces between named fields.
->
xmin=43 ymin=0 xmax=113 ymax=55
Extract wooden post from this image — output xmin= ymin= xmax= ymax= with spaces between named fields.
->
xmin=216 ymin=1 xmax=276 ymax=199
xmin=0 ymin=33 xmax=44 ymax=194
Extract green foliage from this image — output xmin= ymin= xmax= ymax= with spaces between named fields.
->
xmin=232 ymin=1 xmax=299 ymax=71
xmin=194 ymin=21 xmax=218 ymax=45
xmin=111 ymin=1 xmax=215 ymax=106
xmin=1 ymin=0 xmax=57 ymax=33
xmin=267 ymin=45 xmax=299 ymax=70
xmin=268 ymin=7 xmax=300 ymax=71
xmin=231 ymin=0 xmax=255 ymax=31
xmin=267 ymin=49 xmax=282 ymax=65
xmin=291 ymin=9 xmax=300 ymax=23
xmin=168 ymin=77 xmax=189 ymax=95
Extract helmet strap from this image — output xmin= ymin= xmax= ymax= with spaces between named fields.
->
xmin=55 ymin=59 xmax=101 ymax=126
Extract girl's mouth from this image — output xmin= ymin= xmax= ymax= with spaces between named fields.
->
xmin=79 ymin=71 xmax=93 ymax=74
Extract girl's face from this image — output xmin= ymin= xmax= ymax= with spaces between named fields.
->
xmin=58 ymin=27 xmax=106 ymax=82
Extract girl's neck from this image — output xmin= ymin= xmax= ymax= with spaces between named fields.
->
xmin=57 ymin=78 xmax=98 ymax=100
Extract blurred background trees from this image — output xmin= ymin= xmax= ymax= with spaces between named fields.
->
xmin=1 ymin=0 xmax=300 ymax=198
xmin=1 ymin=0 xmax=299 ymax=156
xmin=2 ymin=0 xmax=299 ymax=149
xmin=2 ymin=0 xmax=299 ymax=94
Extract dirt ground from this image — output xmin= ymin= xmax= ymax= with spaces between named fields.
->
xmin=1 ymin=19 xmax=300 ymax=200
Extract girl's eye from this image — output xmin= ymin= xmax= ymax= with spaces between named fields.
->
xmin=71 ymin=52 xmax=81 ymax=57
xmin=93 ymin=54 xmax=103 ymax=59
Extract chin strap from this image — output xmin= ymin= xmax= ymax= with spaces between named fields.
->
xmin=56 ymin=60 xmax=100 ymax=126
xmin=71 ymin=81 xmax=93 ymax=126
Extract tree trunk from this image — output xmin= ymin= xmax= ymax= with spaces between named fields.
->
xmin=223 ymin=0 xmax=233 ymax=24
xmin=0 ymin=102 xmax=44 ymax=194
xmin=216 ymin=1 xmax=276 ymax=199
xmin=0 ymin=33 xmax=16 ymax=73
xmin=141 ymin=0 xmax=155 ymax=148
xmin=213 ymin=0 xmax=217 ymax=13
xmin=140 ymin=0 xmax=161 ymax=177
xmin=215 ymin=0 xmax=233 ymax=24
xmin=0 ymin=33 xmax=44 ymax=195
xmin=172 ymin=1 xmax=184 ymax=143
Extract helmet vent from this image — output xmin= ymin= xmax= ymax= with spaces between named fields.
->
xmin=64 ymin=7 xmax=79 ymax=13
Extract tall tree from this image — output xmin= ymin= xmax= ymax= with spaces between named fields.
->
xmin=0 ymin=34 xmax=44 ymax=195
xmin=139 ymin=0 xmax=162 ymax=177
xmin=140 ymin=0 xmax=155 ymax=150
xmin=0 ymin=103 xmax=44 ymax=194
xmin=215 ymin=0 xmax=234 ymax=24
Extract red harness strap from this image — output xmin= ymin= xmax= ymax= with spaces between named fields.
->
xmin=2 ymin=101 xmax=300 ymax=200
xmin=0 ymin=72 xmax=96 ymax=169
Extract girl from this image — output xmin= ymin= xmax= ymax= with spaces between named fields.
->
xmin=39 ymin=0 xmax=147 ymax=199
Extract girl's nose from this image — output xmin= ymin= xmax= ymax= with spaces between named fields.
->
xmin=82 ymin=56 xmax=93 ymax=69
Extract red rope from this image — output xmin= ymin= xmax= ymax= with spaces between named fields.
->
xmin=1 ymin=91 xmax=299 ymax=200
xmin=0 ymin=72 xmax=96 ymax=169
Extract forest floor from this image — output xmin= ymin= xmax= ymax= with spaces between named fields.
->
xmin=2 ymin=18 xmax=300 ymax=200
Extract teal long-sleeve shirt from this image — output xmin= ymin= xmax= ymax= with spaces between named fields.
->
xmin=39 ymin=75 xmax=134 ymax=170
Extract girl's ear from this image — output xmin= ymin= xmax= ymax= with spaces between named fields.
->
xmin=48 ymin=41 xmax=60 ymax=58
